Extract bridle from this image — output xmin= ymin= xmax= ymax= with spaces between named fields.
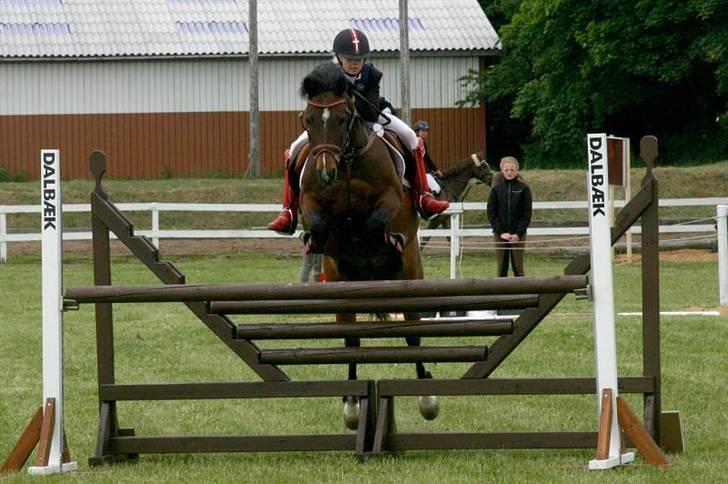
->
xmin=300 ymin=96 xmax=361 ymax=168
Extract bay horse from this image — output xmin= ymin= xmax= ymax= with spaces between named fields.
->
xmin=295 ymin=62 xmax=438 ymax=428
xmin=420 ymin=153 xmax=494 ymax=248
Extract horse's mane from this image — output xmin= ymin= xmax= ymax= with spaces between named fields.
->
xmin=300 ymin=62 xmax=351 ymax=99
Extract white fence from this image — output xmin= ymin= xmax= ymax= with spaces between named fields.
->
xmin=3 ymin=197 xmax=727 ymax=305
xmin=2 ymin=197 xmax=725 ymax=260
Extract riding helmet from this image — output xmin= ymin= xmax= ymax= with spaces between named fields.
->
xmin=413 ymin=120 xmax=430 ymax=132
xmin=333 ymin=28 xmax=371 ymax=58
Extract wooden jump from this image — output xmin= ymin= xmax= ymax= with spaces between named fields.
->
xmin=208 ymin=294 xmax=539 ymax=315
xmin=65 ymin=146 xmax=674 ymax=465
xmin=236 ymin=319 xmax=513 ymax=339
xmin=63 ymin=275 xmax=588 ymax=305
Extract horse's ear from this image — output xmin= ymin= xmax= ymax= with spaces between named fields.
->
xmin=333 ymin=75 xmax=350 ymax=97
xmin=300 ymin=76 xmax=315 ymax=99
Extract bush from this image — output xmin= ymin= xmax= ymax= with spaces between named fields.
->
xmin=0 ymin=166 xmax=29 ymax=182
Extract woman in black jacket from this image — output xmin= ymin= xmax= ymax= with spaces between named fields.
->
xmin=486 ymin=156 xmax=532 ymax=277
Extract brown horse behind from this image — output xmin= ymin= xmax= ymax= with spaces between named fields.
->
xmin=420 ymin=152 xmax=494 ymax=248
xmin=294 ymin=62 xmax=437 ymax=427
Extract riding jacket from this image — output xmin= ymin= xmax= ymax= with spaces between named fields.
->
xmin=421 ymin=139 xmax=440 ymax=173
xmin=486 ymin=177 xmax=533 ymax=238
xmin=343 ymin=62 xmax=386 ymax=123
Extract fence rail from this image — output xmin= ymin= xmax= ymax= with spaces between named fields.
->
xmin=2 ymin=198 xmax=726 ymax=265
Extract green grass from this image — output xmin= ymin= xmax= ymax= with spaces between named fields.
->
xmin=1 ymin=251 xmax=726 ymax=482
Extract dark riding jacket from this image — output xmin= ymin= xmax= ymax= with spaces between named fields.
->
xmin=487 ymin=177 xmax=533 ymax=238
xmin=421 ymin=140 xmax=440 ymax=173
xmin=344 ymin=62 xmax=387 ymax=123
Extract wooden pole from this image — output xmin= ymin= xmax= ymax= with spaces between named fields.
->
xmin=616 ymin=397 xmax=670 ymax=467
xmin=65 ymin=275 xmax=587 ymax=304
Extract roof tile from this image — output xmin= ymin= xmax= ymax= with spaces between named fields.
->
xmin=0 ymin=0 xmax=499 ymax=58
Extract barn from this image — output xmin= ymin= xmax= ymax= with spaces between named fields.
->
xmin=0 ymin=0 xmax=500 ymax=180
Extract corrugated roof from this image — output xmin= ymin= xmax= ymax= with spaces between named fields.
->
xmin=0 ymin=0 xmax=500 ymax=59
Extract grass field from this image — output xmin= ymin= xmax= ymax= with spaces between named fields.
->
xmin=1 ymin=250 xmax=726 ymax=483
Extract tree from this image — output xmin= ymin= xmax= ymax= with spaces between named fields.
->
xmin=467 ymin=0 xmax=728 ymax=165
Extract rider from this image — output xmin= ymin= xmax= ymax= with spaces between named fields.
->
xmin=413 ymin=120 xmax=443 ymax=195
xmin=267 ymin=28 xmax=449 ymax=235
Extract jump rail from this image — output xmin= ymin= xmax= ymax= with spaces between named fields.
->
xmin=67 ymin=142 xmax=673 ymax=463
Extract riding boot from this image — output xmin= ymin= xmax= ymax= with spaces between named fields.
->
xmin=409 ymin=139 xmax=449 ymax=220
xmin=267 ymin=150 xmax=299 ymax=235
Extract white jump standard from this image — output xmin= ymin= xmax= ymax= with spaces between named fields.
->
xmin=586 ymin=134 xmax=635 ymax=469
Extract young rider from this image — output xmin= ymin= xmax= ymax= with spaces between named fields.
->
xmin=267 ymin=28 xmax=449 ymax=235
xmin=413 ymin=119 xmax=443 ymax=195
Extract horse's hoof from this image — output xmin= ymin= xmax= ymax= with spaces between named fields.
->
xmin=343 ymin=397 xmax=360 ymax=430
xmin=418 ymin=395 xmax=440 ymax=420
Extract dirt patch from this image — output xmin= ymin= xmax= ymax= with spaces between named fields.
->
xmin=614 ymin=248 xmax=717 ymax=264
xmin=7 ymin=238 xmax=304 ymax=259
xmin=7 ymin=240 xmax=719 ymax=262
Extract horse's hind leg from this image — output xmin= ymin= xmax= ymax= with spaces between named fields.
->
xmin=404 ymin=311 xmax=440 ymax=420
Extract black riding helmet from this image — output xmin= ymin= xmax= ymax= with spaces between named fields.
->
xmin=333 ymin=28 xmax=370 ymax=58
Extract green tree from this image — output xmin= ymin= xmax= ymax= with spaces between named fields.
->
xmin=467 ymin=0 xmax=728 ymax=166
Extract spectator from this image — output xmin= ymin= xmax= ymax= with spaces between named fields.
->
xmin=486 ymin=156 xmax=532 ymax=277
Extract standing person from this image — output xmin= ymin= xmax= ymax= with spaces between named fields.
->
xmin=267 ymin=28 xmax=449 ymax=235
xmin=413 ymin=120 xmax=442 ymax=195
xmin=486 ymin=156 xmax=532 ymax=277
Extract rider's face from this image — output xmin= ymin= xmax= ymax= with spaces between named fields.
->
xmin=340 ymin=56 xmax=364 ymax=76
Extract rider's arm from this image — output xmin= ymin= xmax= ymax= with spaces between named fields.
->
xmin=353 ymin=64 xmax=384 ymax=123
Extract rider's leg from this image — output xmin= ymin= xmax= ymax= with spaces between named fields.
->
xmin=267 ymin=132 xmax=309 ymax=235
xmin=379 ymin=113 xmax=448 ymax=219
xmin=426 ymin=173 xmax=441 ymax=194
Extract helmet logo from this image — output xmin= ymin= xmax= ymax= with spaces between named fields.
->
xmin=349 ymin=28 xmax=360 ymax=54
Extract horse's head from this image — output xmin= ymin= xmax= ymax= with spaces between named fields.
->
xmin=469 ymin=152 xmax=494 ymax=186
xmin=300 ymin=63 xmax=359 ymax=186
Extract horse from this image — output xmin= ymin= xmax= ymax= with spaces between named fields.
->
xmin=295 ymin=62 xmax=438 ymax=428
xmin=420 ymin=153 xmax=494 ymax=249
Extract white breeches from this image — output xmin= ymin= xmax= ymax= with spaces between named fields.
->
xmin=289 ymin=131 xmax=309 ymax=160
xmin=376 ymin=109 xmax=418 ymax=150
xmin=426 ymin=173 xmax=441 ymax=194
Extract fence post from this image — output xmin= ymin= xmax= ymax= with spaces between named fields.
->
xmin=151 ymin=203 xmax=160 ymax=249
xmin=0 ymin=209 xmax=7 ymax=263
xmin=718 ymin=205 xmax=728 ymax=307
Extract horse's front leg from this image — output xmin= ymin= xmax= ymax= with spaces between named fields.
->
xmin=404 ymin=310 xmax=440 ymax=421
xmin=365 ymin=186 xmax=402 ymax=247
xmin=300 ymin=193 xmax=327 ymax=253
